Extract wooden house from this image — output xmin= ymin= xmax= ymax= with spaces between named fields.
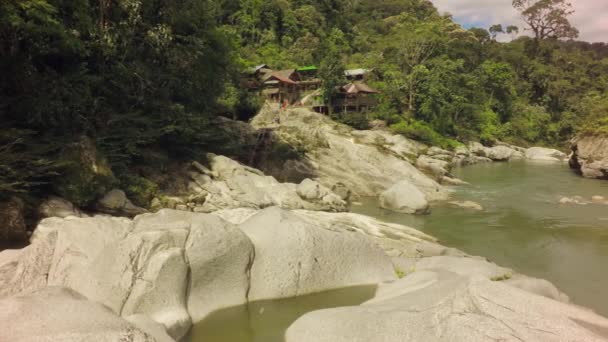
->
xmin=332 ymin=81 xmax=379 ymax=113
xmin=240 ymin=64 xmax=273 ymax=91
xmin=261 ymin=69 xmax=301 ymax=104
xmin=240 ymin=63 xmax=379 ymax=113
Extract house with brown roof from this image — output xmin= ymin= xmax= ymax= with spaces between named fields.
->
xmin=311 ymin=81 xmax=379 ymax=114
xmin=261 ymin=69 xmax=302 ymax=104
xmin=241 ymin=64 xmax=379 ymax=112
xmin=333 ymin=81 xmax=379 ymax=113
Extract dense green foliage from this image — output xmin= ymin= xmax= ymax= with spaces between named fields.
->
xmin=216 ymin=0 xmax=608 ymax=147
xmin=1 ymin=0 xmax=607 ymax=203
xmin=0 ymin=0 xmax=243 ymax=203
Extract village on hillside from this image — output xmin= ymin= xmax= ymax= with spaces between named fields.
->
xmin=241 ymin=65 xmax=380 ymax=114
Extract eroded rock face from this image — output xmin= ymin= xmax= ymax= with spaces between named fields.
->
xmin=286 ymin=270 xmax=608 ymax=342
xmin=239 ymin=207 xmax=396 ymax=301
xmin=379 ymin=181 xmax=430 ymax=214
xmin=0 ymin=287 xmax=156 ymax=342
xmin=251 ymin=106 xmax=447 ymax=202
xmin=571 ymin=135 xmax=608 ymax=179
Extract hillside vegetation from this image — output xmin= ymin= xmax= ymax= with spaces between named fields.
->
xmin=1 ymin=0 xmax=607 ymax=204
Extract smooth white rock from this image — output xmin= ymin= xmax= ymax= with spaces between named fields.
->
xmin=239 ymin=207 xmax=397 ymax=301
xmin=379 ymin=181 xmax=430 ymax=214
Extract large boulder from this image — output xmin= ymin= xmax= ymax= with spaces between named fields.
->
xmin=32 ymin=216 xmax=132 ymax=289
xmin=0 ymin=287 xmax=156 ymax=342
xmin=96 ymin=189 xmax=148 ymax=216
xmin=38 ymin=196 xmax=86 ymax=218
xmin=238 ymin=207 xmax=396 ymax=301
xmin=286 ymin=270 xmax=608 ymax=342
xmin=177 ymin=211 xmax=253 ymax=323
xmin=379 ymin=181 xmax=430 ymax=214
xmin=1 ymin=210 xmax=256 ymax=341
xmin=467 ymin=141 xmax=487 ymax=155
xmin=570 ymin=135 xmax=608 ymax=179
xmin=66 ymin=219 xmax=190 ymax=339
xmin=467 ymin=142 xmax=522 ymax=161
xmin=0 ymin=197 xmax=27 ymax=244
xmin=416 ymin=155 xmax=450 ymax=179
xmin=213 ymin=207 xmax=440 ymax=262
xmin=525 ymin=147 xmax=568 ymax=162
xmin=485 ymin=145 xmax=516 ymax=161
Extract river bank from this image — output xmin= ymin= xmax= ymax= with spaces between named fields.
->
xmin=1 ymin=108 xmax=608 ymax=342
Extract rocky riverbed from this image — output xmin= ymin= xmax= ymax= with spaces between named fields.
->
xmin=4 ymin=206 xmax=608 ymax=341
xmin=1 ymin=107 xmax=604 ymax=342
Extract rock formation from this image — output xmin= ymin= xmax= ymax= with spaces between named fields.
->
xmin=251 ymin=106 xmax=448 ymax=202
xmin=570 ymin=135 xmax=608 ymax=179
xmin=286 ymin=270 xmax=608 ymax=342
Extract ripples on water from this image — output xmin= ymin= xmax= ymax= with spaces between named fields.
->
xmin=352 ymin=160 xmax=608 ymax=317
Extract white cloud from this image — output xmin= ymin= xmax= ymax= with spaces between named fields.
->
xmin=431 ymin=0 xmax=608 ymax=42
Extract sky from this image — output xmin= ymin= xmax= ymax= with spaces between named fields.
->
xmin=431 ymin=0 xmax=608 ymax=43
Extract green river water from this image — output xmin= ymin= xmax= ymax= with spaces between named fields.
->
xmin=190 ymin=160 xmax=608 ymax=342
xmin=353 ymin=160 xmax=608 ymax=317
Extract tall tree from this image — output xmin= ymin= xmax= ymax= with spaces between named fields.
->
xmin=318 ymin=28 xmax=346 ymax=115
xmin=512 ymin=0 xmax=579 ymax=40
xmin=489 ymin=24 xmax=504 ymax=40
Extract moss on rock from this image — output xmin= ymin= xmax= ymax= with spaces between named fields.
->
xmin=120 ymin=175 xmax=159 ymax=208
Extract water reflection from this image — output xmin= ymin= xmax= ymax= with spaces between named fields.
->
xmin=187 ymin=285 xmax=377 ymax=342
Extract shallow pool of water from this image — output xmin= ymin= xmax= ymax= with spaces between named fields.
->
xmin=352 ymin=160 xmax=608 ymax=316
xmin=187 ymin=285 xmax=376 ymax=342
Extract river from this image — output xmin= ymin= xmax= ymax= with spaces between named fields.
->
xmin=189 ymin=160 xmax=608 ymax=342
xmin=352 ymin=160 xmax=608 ymax=317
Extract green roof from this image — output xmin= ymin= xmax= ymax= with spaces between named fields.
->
xmin=296 ymin=66 xmax=318 ymax=71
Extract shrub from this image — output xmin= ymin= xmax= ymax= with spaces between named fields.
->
xmin=331 ymin=111 xmax=370 ymax=130
xmin=390 ymin=120 xmax=460 ymax=150
xmin=120 ymin=175 xmax=159 ymax=208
